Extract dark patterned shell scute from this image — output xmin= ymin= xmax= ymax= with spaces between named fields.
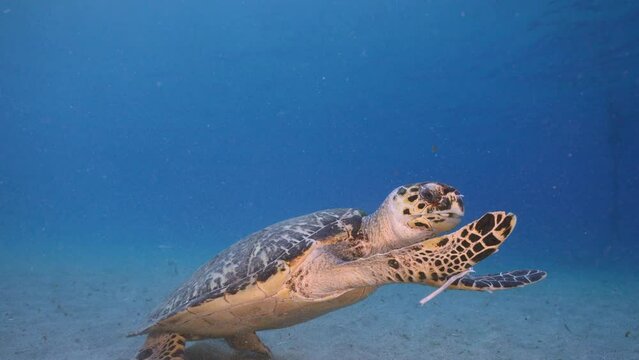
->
xmin=142 ymin=208 xmax=364 ymax=330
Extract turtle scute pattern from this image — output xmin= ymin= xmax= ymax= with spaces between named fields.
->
xmin=144 ymin=208 xmax=364 ymax=327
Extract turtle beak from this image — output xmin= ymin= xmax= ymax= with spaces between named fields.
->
xmin=448 ymin=195 xmax=464 ymax=218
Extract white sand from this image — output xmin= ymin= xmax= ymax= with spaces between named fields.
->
xmin=1 ymin=248 xmax=637 ymax=360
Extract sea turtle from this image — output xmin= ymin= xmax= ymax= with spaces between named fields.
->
xmin=131 ymin=182 xmax=546 ymax=360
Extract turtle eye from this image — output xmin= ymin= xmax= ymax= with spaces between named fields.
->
xmin=420 ymin=189 xmax=441 ymax=204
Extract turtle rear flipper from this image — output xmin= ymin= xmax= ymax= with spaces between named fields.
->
xmin=135 ymin=333 xmax=186 ymax=360
xmin=450 ymin=269 xmax=547 ymax=291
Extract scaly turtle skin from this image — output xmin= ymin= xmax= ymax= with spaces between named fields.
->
xmin=131 ymin=182 xmax=546 ymax=360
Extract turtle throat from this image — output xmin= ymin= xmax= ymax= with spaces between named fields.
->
xmin=362 ymin=199 xmax=430 ymax=254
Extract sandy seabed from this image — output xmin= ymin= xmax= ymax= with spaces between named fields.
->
xmin=1 ymin=249 xmax=638 ymax=360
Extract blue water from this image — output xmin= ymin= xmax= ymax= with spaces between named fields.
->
xmin=1 ymin=1 xmax=638 ymax=359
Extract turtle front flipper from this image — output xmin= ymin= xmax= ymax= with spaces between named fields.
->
xmin=449 ymin=269 xmax=547 ymax=291
xmin=134 ymin=332 xmax=186 ymax=360
xmin=301 ymin=211 xmax=545 ymax=297
xmin=386 ymin=211 xmax=523 ymax=287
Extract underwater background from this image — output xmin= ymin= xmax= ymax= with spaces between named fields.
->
xmin=1 ymin=1 xmax=638 ymax=359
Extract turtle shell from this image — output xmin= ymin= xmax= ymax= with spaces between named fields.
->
xmin=135 ymin=208 xmax=364 ymax=334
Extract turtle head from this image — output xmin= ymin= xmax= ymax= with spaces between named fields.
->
xmin=364 ymin=182 xmax=464 ymax=253
xmin=391 ymin=182 xmax=464 ymax=233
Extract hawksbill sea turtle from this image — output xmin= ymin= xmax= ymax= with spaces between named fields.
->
xmin=130 ymin=182 xmax=546 ymax=359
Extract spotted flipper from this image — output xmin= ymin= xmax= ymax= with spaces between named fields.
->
xmin=304 ymin=211 xmax=544 ymax=296
xmin=134 ymin=332 xmax=186 ymax=360
xmin=450 ymin=269 xmax=547 ymax=291
xmin=389 ymin=211 xmax=521 ymax=286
